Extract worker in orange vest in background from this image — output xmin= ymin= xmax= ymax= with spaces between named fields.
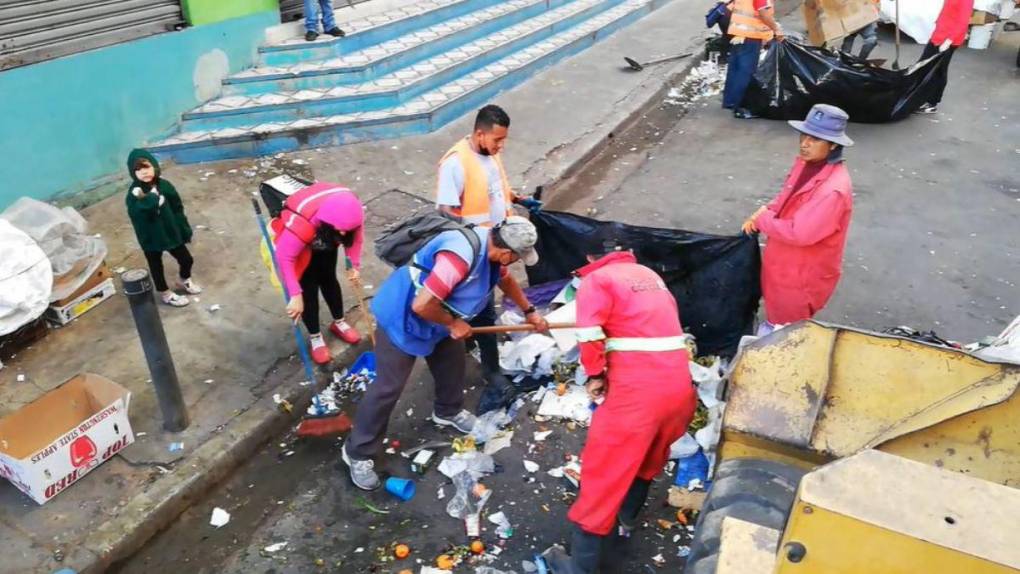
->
xmin=436 ymin=104 xmax=544 ymax=379
xmin=841 ymin=0 xmax=880 ymax=59
xmin=722 ymin=0 xmax=784 ymax=119
xmin=542 ymin=240 xmax=697 ymax=573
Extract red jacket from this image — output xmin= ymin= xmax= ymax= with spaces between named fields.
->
xmin=931 ymin=0 xmax=975 ymax=47
xmin=574 ymin=252 xmax=692 ymax=389
xmin=756 ymin=159 xmax=853 ymax=325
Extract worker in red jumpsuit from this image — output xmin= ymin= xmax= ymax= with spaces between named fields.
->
xmin=543 ymin=241 xmax=698 ymax=573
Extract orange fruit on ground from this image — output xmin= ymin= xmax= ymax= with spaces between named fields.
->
xmin=436 ymin=554 xmax=455 ymax=569
xmin=470 ymin=540 xmax=485 ymax=554
xmin=394 ymin=544 xmax=410 ymax=559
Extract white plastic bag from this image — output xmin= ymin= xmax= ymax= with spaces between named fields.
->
xmin=0 ymin=219 xmax=53 ymax=335
xmin=0 ymin=198 xmax=107 ymax=302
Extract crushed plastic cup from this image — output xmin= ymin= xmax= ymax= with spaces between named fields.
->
xmin=385 ymin=477 xmax=416 ymax=501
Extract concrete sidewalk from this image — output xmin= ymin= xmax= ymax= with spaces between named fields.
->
xmin=0 ymin=1 xmax=718 ymax=572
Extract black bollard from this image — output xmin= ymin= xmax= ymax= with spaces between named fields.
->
xmin=121 ymin=269 xmax=190 ymax=432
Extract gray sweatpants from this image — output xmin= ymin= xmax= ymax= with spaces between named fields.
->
xmin=347 ymin=327 xmax=467 ymax=459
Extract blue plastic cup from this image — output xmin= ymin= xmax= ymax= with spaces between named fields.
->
xmin=385 ymin=476 xmax=416 ymax=501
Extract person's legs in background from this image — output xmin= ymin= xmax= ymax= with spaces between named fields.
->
xmin=303 ymin=0 xmax=321 ymax=39
xmin=722 ymin=39 xmax=763 ymax=114
xmin=917 ymin=43 xmax=955 ymax=112
xmin=857 ymin=22 xmax=879 ymax=60
xmin=468 ymin=295 xmax=500 ymax=374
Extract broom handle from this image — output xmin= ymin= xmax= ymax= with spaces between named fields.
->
xmin=345 ymin=257 xmax=375 ymax=346
xmin=471 ymin=322 xmax=577 ymax=334
xmin=251 ymin=196 xmax=322 ymax=402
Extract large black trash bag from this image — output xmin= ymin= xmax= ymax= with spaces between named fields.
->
xmin=527 ymin=211 xmax=761 ymax=357
xmin=742 ymin=39 xmax=952 ymax=123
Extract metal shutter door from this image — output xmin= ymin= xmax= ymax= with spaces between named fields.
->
xmin=280 ymin=0 xmax=373 ymax=23
xmin=0 ymin=0 xmax=183 ymax=71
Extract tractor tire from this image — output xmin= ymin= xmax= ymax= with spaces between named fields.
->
xmin=684 ymin=458 xmax=807 ymax=574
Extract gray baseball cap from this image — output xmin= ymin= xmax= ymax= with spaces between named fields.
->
xmin=496 ymin=216 xmax=540 ymax=266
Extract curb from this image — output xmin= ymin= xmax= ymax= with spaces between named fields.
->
xmin=78 ymin=338 xmax=368 ymax=573
xmin=539 ymin=38 xmax=710 ymax=206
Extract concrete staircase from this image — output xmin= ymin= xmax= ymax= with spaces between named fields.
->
xmin=150 ymin=0 xmax=673 ymax=164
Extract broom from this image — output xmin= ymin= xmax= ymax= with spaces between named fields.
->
xmin=251 ymin=195 xmax=352 ymax=438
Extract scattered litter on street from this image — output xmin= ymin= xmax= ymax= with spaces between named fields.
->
xmin=523 ymin=460 xmax=540 ymax=473
xmin=263 ymin=542 xmax=288 ymax=553
xmin=168 ymin=442 xmax=184 ymax=453
xmin=209 ymin=507 xmax=230 ymax=528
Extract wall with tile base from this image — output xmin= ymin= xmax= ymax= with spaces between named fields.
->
xmin=0 ymin=10 xmax=278 ymax=210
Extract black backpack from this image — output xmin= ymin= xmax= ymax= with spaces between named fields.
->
xmin=374 ymin=211 xmax=481 ymax=268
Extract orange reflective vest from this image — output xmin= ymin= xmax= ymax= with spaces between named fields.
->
xmin=438 ymin=137 xmax=513 ymax=227
xmin=727 ymin=0 xmax=775 ymax=41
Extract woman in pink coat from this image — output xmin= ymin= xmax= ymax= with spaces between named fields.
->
xmin=743 ymin=104 xmax=854 ymax=333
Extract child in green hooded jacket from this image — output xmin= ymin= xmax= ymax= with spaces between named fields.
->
xmin=125 ymin=149 xmax=201 ymax=307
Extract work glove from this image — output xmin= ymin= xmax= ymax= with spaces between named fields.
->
xmin=939 ymin=39 xmax=952 ymax=52
xmin=517 ymin=197 xmax=543 ymax=213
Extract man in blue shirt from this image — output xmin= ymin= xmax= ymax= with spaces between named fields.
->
xmin=342 ymin=217 xmax=547 ymax=490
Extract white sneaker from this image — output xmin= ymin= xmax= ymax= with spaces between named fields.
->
xmin=161 ymin=292 xmax=190 ymax=307
xmin=176 ymin=278 xmax=202 ymax=294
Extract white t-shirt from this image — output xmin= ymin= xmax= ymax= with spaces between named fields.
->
xmin=436 ymin=148 xmax=507 ymax=225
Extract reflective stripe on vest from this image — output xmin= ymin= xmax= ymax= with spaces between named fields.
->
xmin=604 ymin=336 xmax=688 ymax=353
xmin=575 ymin=326 xmax=607 ymax=342
xmin=438 ymin=138 xmax=513 ymax=227
xmin=281 ymin=186 xmax=347 ymax=243
xmin=727 ymin=0 xmax=774 ymax=41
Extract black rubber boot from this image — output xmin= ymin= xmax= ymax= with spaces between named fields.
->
xmin=570 ymin=525 xmax=603 ymax=573
xmin=616 ymin=478 xmax=652 ymax=531
xmin=541 ymin=526 xmax=603 ymax=574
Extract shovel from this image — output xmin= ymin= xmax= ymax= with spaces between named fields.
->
xmin=892 ymin=0 xmax=901 ymax=70
xmin=471 ymin=322 xmax=576 ymax=334
xmin=624 ymin=52 xmax=693 ymax=72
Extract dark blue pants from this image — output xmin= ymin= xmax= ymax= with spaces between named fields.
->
xmin=722 ymin=39 xmax=763 ymax=109
xmin=468 ymin=294 xmax=499 ymax=373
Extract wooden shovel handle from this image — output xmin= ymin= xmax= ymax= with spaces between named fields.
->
xmin=470 ymin=322 xmax=577 ymax=334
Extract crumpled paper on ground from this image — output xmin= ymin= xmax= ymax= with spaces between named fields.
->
xmin=438 ymin=451 xmax=495 ymax=481
xmin=537 ymin=384 xmax=592 ymax=423
xmin=499 ymin=334 xmax=559 ymax=377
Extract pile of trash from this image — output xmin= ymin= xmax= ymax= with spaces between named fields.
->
xmin=663 ymin=56 xmax=728 ymax=109
xmin=0 ymin=198 xmax=106 ymax=335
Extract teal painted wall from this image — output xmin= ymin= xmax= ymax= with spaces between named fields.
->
xmin=0 ymin=10 xmax=278 ymax=210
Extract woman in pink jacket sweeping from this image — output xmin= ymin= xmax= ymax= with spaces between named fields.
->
xmin=742 ymin=104 xmax=854 ymax=334
xmin=272 ymin=182 xmax=365 ymax=364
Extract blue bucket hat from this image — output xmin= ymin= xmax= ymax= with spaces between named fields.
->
xmin=788 ymin=104 xmax=854 ymax=147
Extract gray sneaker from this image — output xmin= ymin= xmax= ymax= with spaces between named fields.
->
xmin=431 ymin=410 xmax=477 ymax=434
xmin=341 ymin=443 xmax=380 ymax=491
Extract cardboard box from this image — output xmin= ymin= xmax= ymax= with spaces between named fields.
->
xmin=970 ymin=10 xmax=999 ymax=24
xmin=0 ymin=373 xmax=134 ymax=504
xmin=45 ymin=277 xmax=116 ymax=326
xmin=803 ymin=0 xmax=880 ymax=46
xmin=51 ymin=261 xmax=112 ymax=308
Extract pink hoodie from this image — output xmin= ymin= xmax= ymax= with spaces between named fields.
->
xmin=275 ymin=188 xmax=364 ymax=296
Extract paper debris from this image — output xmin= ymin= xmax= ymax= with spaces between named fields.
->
xmin=533 ymin=430 xmax=553 ymax=442
xmin=523 ymin=460 xmax=540 ymax=473
xmin=438 ymin=487 xmax=446 ymax=500
xmin=264 ymin=542 xmax=288 ymax=553
xmin=537 ymin=384 xmax=592 ymax=423
xmin=208 ymin=304 xmax=221 ymax=312
xmin=168 ymin=442 xmax=184 ymax=452
xmin=210 ymin=507 xmax=230 ymax=528
xmin=482 ymin=431 xmax=514 ymax=455
xmin=16 ymin=374 xmax=25 ymax=382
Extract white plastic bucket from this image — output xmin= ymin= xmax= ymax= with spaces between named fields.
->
xmin=968 ymin=23 xmax=995 ymax=49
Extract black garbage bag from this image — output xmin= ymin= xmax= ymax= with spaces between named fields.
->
xmin=742 ymin=39 xmax=952 ymax=123
xmin=527 ymin=211 xmax=761 ymax=357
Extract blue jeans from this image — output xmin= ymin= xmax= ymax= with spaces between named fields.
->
xmin=304 ymin=0 xmax=336 ymax=33
xmin=722 ymin=39 xmax=762 ymax=109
